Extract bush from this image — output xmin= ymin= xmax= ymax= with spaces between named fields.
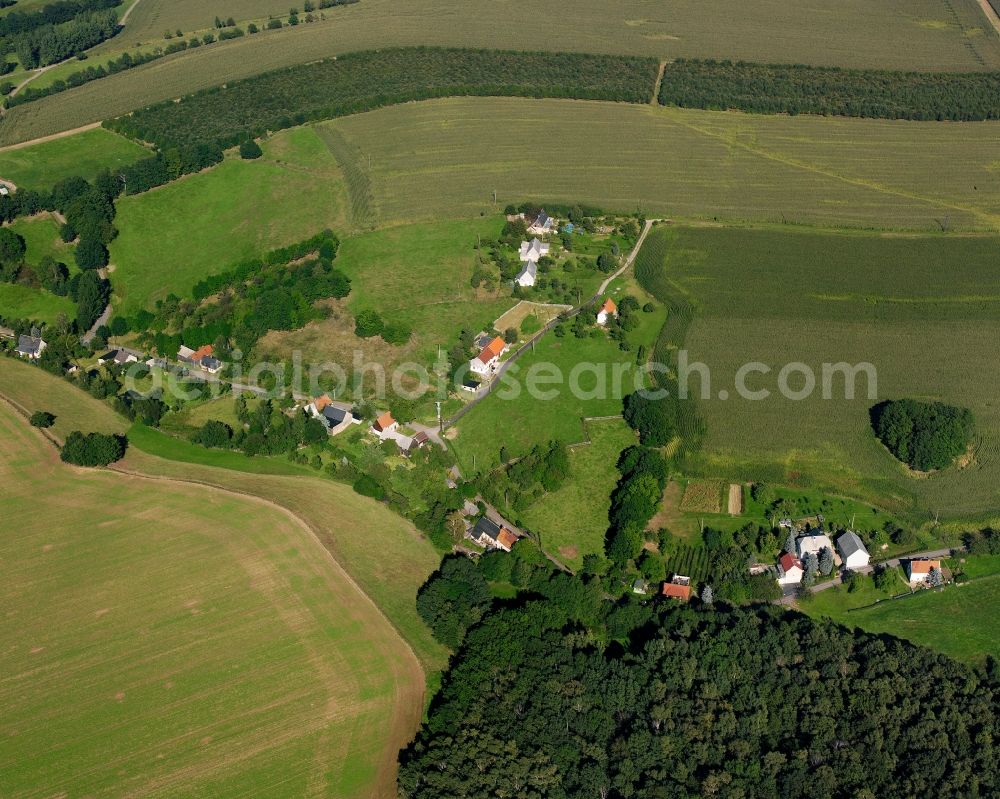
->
xmin=195 ymin=419 xmax=233 ymax=448
xmin=380 ymin=322 xmax=411 ymax=345
xmin=353 ymin=474 xmax=385 ymax=499
xmin=623 ymin=391 xmax=674 ymax=446
xmin=354 ymin=309 xmax=384 ymax=338
xmin=59 ymin=222 xmax=77 ymax=242
xmin=29 ymin=410 xmax=55 ymax=428
xmin=60 ymin=431 xmax=127 ymax=466
xmin=238 ymin=139 xmax=263 ymax=159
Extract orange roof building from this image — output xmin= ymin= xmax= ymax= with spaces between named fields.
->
xmin=312 ymin=394 xmax=332 ymax=412
xmin=661 ymin=579 xmax=692 ymax=601
xmin=496 ymin=529 xmax=518 ymax=552
xmin=601 ymin=298 xmax=617 ymax=315
xmin=373 ymin=411 xmax=397 ymax=432
xmin=476 ymin=336 xmax=507 ymax=365
xmin=191 ymin=344 xmax=214 ymax=361
xmin=906 ymin=559 xmax=941 ymax=582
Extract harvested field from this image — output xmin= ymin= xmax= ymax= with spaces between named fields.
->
xmin=322 ymin=98 xmax=1000 ymax=231
xmin=728 ymin=483 xmax=744 ymax=515
xmin=493 ymin=301 xmax=570 ymax=334
xmin=0 ymin=398 xmax=423 ymax=798
xmin=3 ymin=0 xmax=998 ymax=145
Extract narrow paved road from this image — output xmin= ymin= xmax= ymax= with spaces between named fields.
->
xmin=444 ymin=218 xmax=658 ymax=429
xmin=81 ymin=303 xmax=112 ymax=345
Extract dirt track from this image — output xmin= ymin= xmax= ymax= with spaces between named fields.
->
xmin=0 ymin=122 xmax=101 ymax=152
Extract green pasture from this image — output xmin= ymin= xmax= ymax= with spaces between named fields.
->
xmin=9 ymin=215 xmax=76 ymax=265
xmin=0 ymin=283 xmax=74 ymax=324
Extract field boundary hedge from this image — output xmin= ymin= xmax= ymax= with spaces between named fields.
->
xmin=658 ymin=59 xmax=1000 ymax=121
xmin=105 ymin=47 xmax=660 ymax=151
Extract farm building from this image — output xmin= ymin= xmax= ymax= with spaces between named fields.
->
xmin=836 ymin=531 xmax=870 ymax=570
xmin=905 ymin=559 xmax=941 ymax=584
xmin=515 ymin=259 xmax=538 ymax=287
xmin=527 ymin=210 xmax=555 ymax=235
xmin=98 ymin=348 xmax=142 ymax=366
xmin=470 ymin=517 xmax=517 ymax=552
xmin=519 ymin=238 xmax=549 ymax=262
xmin=469 ymin=336 xmax=507 ymax=377
xmin=796 ymin=533 xmax=833 ymax=560
xmin=15 ymin=334 xmax=46 ymax=360
xmin=596 ymin=298 xmax=617 ymax=326
xmin=372 ymin=411 xmax=399 ymax=436
xmin=308 ymin=395 xmax=354 ymax=436
xmin=776 ymin=552 xmax=804 ymax=586
xmin=661 ymin=575 xmax=692 ymax=601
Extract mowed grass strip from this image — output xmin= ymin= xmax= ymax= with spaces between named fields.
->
xmin=519 ymin=418 xmax=637 ymax=569
xmin=0 ymin=127 xmax=149 ymax=190
xmin=636 ymin=224 xmax=1000 ymax=519
xmin=0 ymin=401 xmax=418 ymax=799
xmin=323 ymin=98 xmax=1000 ymax=231
xmin=109 ymin=126 xmax=351 ymax=313
xmin=3 ymin=0 xmax=998 ymax=144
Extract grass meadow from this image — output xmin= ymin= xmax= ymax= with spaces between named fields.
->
xmin=3 ymin=0 xmax=998 ymax=145
xmin=519 ymin=418 xmax=638 ymax=569
xmin=636 ymin=224 xmax=1000 ymax=520
xmin=0 ymin=283 xmax=74 ymax=324
xmin=109 ymin=126 xmax=351 ymax=313
xmin=0 ymin=127 xmax=149 ymax=190
xmin=0 ymin=400 xmax=420 ymax=798
xmin=804 ymin=556 xmax=1000 ymax=663
xmin=450 ymin=294 xmax=666 ymax=474
xmin=10 ymin=215 xmax=76 ymax=265
xmin=321 ymin=98 xmax=1000 ymax=232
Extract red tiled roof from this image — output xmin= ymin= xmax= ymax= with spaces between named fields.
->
xmin=661 ymin=582 xmax=692 ymax=600
xmin=779 ymin=552 xmax=801 ymax=572
xmin=313 ymin=394 xmax=332 ymax=411
xmin=909 ymin=559 xmax=940 ymax=575
xmin=497 ymin=529 xmax=517 ymax=550
xmin=374 ymin=412 xmax=396 ymax=431
xmin=601 ymin=298 xmax=617 ymax=314
xmin=192 ymin=344 xmax=214 ymax=361
xmin=476 ymin=336 xmax=507 ymax=364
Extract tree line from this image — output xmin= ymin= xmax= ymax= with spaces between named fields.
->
xmin=105 ymin=48 xmax=660 ymax=152
xmin=400 ymin=600 xmax=1000 ymax=797
xmin=10 ymin=7 xmax=118 ymax=68
xmin=659 ymin=58 xmax=1000 ymax=121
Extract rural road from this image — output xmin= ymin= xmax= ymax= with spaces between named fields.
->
xmin=779 ymin=546 xmax=959 ymax=605
xmin=976 ymin=0 xmax=1000 ymax=37
xmin=5 ymin=0 xmax=144 ymax=101
xmin=81 ymin=303 xmax=112 ymax=345
xmin=444 ymin=218 xmax=658 ymax=429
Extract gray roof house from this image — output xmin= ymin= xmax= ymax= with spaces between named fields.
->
xmin=15 ymin=334 xmax=46 ymax=360
xmin=836 ymin=531 xmax=870 ymax=569
xmin=516 ymin=260 xmax=537 ymax=287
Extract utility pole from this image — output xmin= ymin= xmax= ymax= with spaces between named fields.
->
xmin=436 ymin=401 xmax=442 ymax=434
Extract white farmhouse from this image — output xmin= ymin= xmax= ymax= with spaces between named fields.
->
xmin=797 ymin=533 xmax=834 ymax=560
xmin=777 ymin=552 xmax=804 ymax=586
xmin=905 ymin=559 xmax=941 ymax=584
xmin=596 ymin=298 xmax=617 ymax=326
xmin=519 ymin=238 xmax=549 ymax=262
xmin=836 ymin=531 xmax=870 ymax=570
xmin=515 ymin=260 xmax=537 ymax=287
xmin=469 ymin=336 xmax=507 ymax=377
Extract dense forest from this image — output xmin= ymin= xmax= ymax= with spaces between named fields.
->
xmin=0 ymin=0 xmax=121 ymax=68
xmin=872 ymin=398 xmax=974 ymax=471
xmin=400 ymin=601 xmax=1000 ymax=798
xmin=659 ymin=59 xmax=1000 ymax=121
xmin=105 ymin=48 xmax=659 ymax=150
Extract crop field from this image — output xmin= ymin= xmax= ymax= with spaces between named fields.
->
xmin=679 ymin=479 xmax=725 ymax=514
xmin=635 ymin=224 xmax=1000 ymax=520
xmin=662 ymin=542 xmax=713 ymax=583
xmin=805 ymin=560 xmax=1000 ymax=663
xmin=109 ymin=127 xmax=351 ymax=313
xmin=321 ymin=98 xmax=1000 ymax=231
xmin=104 ymin=0 xmax=296 ymax=50
xmin=519 ymin=419 xmax=637 ymax=569
xmin=0 ymin=401 xmax=420 ymax=799
xmin=3 ymin=0 xmax=998 ymax=145
xmin=0 ymin=127 xmax=150 ymax=191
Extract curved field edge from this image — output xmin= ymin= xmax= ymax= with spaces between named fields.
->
xmin=0 ymin=396 xmax=420 ymax=798
xmin=3 ymin=0 xmax=1000 ymax=144
xmin=0 ymin=357 xmax=448 ymax=790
